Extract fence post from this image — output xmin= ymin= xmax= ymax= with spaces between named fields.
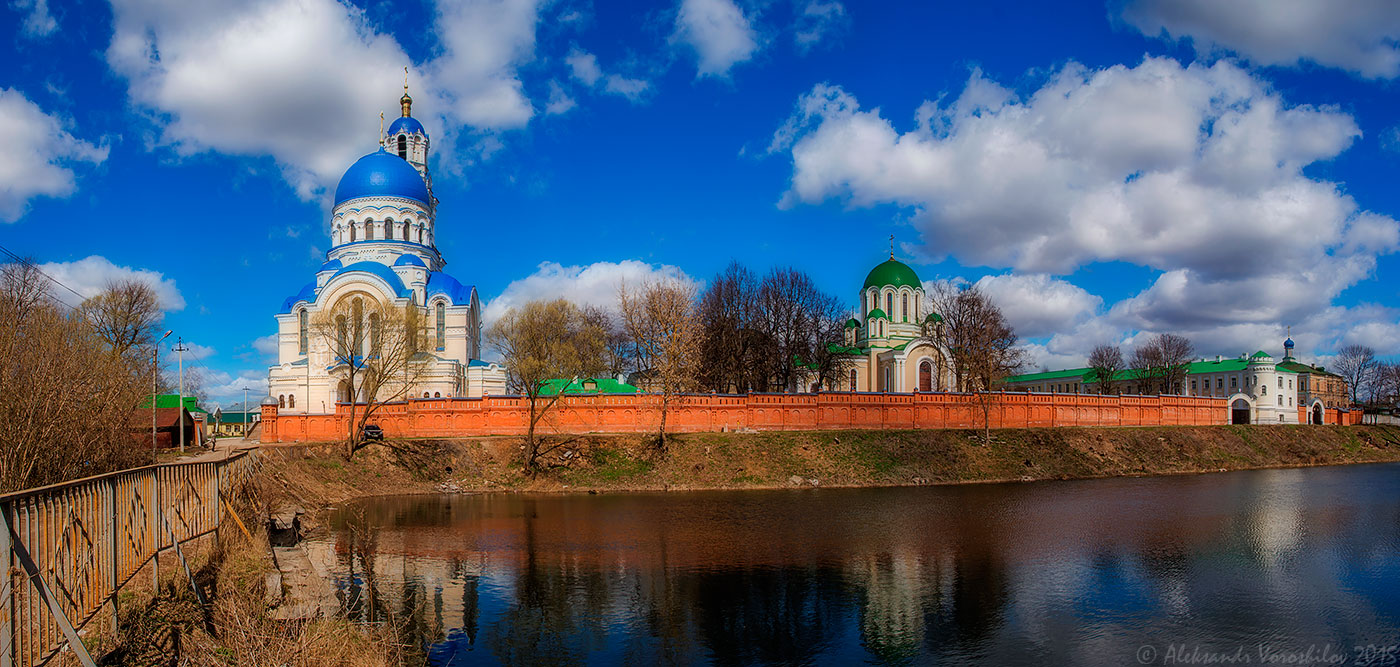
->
xmin=1 ymin=502 xmax=12 ymax=667
xmin=150 ymin=468 xmax=159 ymax=589
xmin=107 ymin=477 xmax=118 ymax=637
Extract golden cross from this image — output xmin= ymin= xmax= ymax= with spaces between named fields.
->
xmin=888 ymin=234 xmax=894 ymax=259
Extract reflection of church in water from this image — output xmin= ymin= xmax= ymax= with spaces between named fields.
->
xmin=266 ymin=85 xmax=504 ymax=413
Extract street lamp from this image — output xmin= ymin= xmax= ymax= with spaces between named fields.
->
xmin=152 ymin=330 xmax=172 ymax=463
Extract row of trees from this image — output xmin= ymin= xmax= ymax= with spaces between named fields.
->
xmin=1085 ymin=333 xmax=1195 ymax=395
xmin=0 ymin=261 xmax=175 ymax=491
xmin=1333 ymin=344 xmax=1400 ymax=406
xmin=484 ymin=266 xmax=1032 ymax=468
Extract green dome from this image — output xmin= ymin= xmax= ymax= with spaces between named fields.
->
xmin=867 ymin=308 xmax=888 ymax=320
xmin=844 ymin=318 xmax=861 ymax=329
xmin=925 ymin=312 xmax=943 ymax=323
xmin=863 ymin=259 xmax=922 ymax=290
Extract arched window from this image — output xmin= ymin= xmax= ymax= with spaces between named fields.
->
xmin=402 ymin=221 xmax=410 ymax=241
xmin=288 ymin=394 xmax=295 ymax=408
xmin=337 ymin=381 xmax=350 ymax=403
xmin=278 ymin=395 xmax=285 ymax=408
xmin=365 ymin=221 xmax=375 ymax=241
xmin=434 ymin=392 xmax=441 ymax=398
xmin=868 ymin=288 xmax=877 ymax=313
xmin=919 ymin=360 xmax=932 ymax=392
xmin=417 ymin=226 xmax=424 ymax=243
xmin=369 ymin=313 xmax=381 ymax=354
xmin=298 ymin=309 xmax=308 ymax=355
xmin=423 ymin=392 xmax=430 ymax=398
xmin=350 ymin=224 xmax=356 ymax=242
xmin=849 ymin=368 xmax=858 ymax=392
xmin=336 ymin=315 xmax=348 ymax=356
xmin=886 ymin=292 xmax=893 ymax=317
xmin=902 ymin=293 xmax=909 ymax=322
xmin=352 ymin=298 xmax=364 ymax=356
xmin=398 ymin=134 xmax=408 ymax=159
xmin=435 ymin=302 xmax=446 ymax=350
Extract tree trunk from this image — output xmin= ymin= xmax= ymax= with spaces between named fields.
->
xmin=657 ymin=392 xmax=670 ymax=454
xmin=526 ymin=395 xmax=539 ymax=476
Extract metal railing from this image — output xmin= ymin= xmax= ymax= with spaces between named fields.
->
xmin=0 ymin=450 xmax=261 ymax=666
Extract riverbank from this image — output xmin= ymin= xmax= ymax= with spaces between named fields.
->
xmin=259 ymin=424 xmax=1400 ymax=521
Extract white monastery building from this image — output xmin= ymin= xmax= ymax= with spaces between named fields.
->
xmin=267 ymin=86 xmax=505 ymax=413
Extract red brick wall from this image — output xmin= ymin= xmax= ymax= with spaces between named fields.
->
xmin=260 ymin=392 xmax=1233 ymax=443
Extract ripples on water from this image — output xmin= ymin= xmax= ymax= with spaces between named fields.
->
xmin=307 ymin=463 xmax=1400 ymax=665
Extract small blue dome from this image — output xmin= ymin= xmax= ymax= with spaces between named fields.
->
xmin=1284 ymin=337 xmax=1295 ymax=348
xmin=318 ymin=258 xmax=343 ymax=273
xmin=334 ymin=149 xmax=429 ymax=207
xmin=387 ymin=116 xmax=426 ymax=137
xmin=393 ymin=254 xmax=426 ymax=268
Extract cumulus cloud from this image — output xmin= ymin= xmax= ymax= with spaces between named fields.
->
xmin=36 ymin=255 xmax=185 ymax=311
xmin=793 ymin=0 xmax=846 ymax=52
xmin=772 ymin=58 xmax=1398 ymax=359
xmin=565 ymin=47 xmax=651 ymax=102
xmin=483 ymin=260 xmax=700 ymax=325
xmin=202 ymin=370 xmax=270 ymax=409
xmin=0 ymin=89 xmax=108 ymax=222
xmin=13 ymin=0 xmax=57 ymax=38
xmin=672 ymin=0 xmax=759 ymax=77
xmin=970 ymin=274 xmax=1101 ymax=339
xmin=105 ymin=0 xmax=542 ymax=201
xmin=251 ymin=333 xmax=279 ymax=356
xmin=1122 ymin=0 xmax=1400 ymax=79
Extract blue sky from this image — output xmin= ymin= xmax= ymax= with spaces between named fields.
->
xmin=3 ymin=0 xmax=1398 ymax=406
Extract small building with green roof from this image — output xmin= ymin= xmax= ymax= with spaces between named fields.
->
xmin=818 ymin=247 xmax=954 ymax=395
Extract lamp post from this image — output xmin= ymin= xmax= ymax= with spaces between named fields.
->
xmin=152 ymin=330 xmax=172 ymax=463
xmin=174 ymin=338 xmax=189 ymax=453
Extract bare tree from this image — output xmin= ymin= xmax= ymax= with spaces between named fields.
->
xmin=0 ymin=263 xmax=147 ymax=491
xmin=486 ymin=299 xmax=607 ymax=473
xmin=81 ymin=278 xmax=163 ymax=365
xmin=754 ymin=267 xmax=851 ymax=392
xmin=1086 ymin=344 xmax=1124 ymax=394
xmin=1333 ymin=344 xmax=1376 ymax=405
xmin=927 ymin=285 xmax=1026 ymax=443
xmin=582 ymin=306 xmax=635 ymax=379
xmin=619 ymin=280 xmax=706 ymax=452
xmin=309 ymin=297 xmax=428 ymax=458
xmin=697 ymin=262 xmax=762 ymax=393
xmin=1130 ymin=333 xmax=1194 ymax=395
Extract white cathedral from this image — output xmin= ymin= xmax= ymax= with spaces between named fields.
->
xmin=267 ymin=86 xmax=505 ymax=413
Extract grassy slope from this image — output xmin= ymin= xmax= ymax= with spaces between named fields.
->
xmin=259 ymin=425 xmax=1400 ymax=517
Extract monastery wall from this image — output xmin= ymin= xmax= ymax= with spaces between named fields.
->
xmin=261 ymin=391 xmax=1236 ymax=443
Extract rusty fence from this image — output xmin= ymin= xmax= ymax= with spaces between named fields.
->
xmin=0 ymin=450 xmax=261 ymax=666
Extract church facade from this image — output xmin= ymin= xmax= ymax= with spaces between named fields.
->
xmin=828 ymin=257 xmax=955 ymax=393
xmin=267 ymin=88 xmax=505 ymax=413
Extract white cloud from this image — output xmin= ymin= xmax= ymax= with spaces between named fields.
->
xmin=483 ymin=260 xmax=700 ymax=325
xmin=12 ymin=0 xmax=57 ymax=38
xmin=566 ymin=48 xmax=603 ymax=86
xmin=202 ymin=370 xmax=270 ymax=408
xmin=36 ymin=255 xmax=185 ymax=311
xmin=545 ymin=81 xmax=576 ymax=115
xmin=603 ymin=74 xmax=649 ymax=101
xmin=1122 ymin=0 xmax=1400 ymax=79
xmin=970 ymin=274 xmax=1101 ymax=339
xmin=105 ymin=0 xmax=542 ymax=201
xmin=181 ymin=342 xmax=217 ymax=361
xmin=773 ymin=58 xmax=1397 ymax=352
xmin=0 ymin=89 xmax=108 ymax=221
xmin=251 ymin=333 xmax=279 ymax=356
xmin=565 ymin=47 xmax=651 ymax=102
xmin=672 ymin=0 xmax=759 ymax=77
xmin=793 ymin=0 xmax=845 ymax=52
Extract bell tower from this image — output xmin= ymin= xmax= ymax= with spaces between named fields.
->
xmin=386 ymin=67 xmax=432 ymax=195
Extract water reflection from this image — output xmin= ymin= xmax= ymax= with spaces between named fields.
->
xmin=308 ymin=463 xmax=1400 ymax=665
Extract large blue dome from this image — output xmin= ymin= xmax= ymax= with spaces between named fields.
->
xmin=387 ymin=116 xmax=427 ymax=137
xmin=334 ymin=149 xmax=430 ymax=207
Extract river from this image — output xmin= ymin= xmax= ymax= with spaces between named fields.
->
xmin=307 ymin=463 xmax=1400 ymax=665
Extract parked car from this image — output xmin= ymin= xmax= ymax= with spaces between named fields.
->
xmin=362 ymin=424 xmax=384 ymax=441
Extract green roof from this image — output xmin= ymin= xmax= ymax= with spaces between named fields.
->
xmin=925 ymin=312 xmax=943 ymax=323
xmin=538 ymin=378 xmax=639 ymax=396
xmin=140 ymin=394 xmax=207 ymax=414
xmin=867 ymin=308 xmax=888 ymax=320
xmin=1278 ymin=360 xmax=1338 ymax=377
xmin=1008 ymin=356 xmax=1298 ymax=384
xmin=828 ymin=343 xmax=867 ymax=356
xmin=862 ymin=259 xmax=922 ymax=290
xmin=1249 ymin=350 xmax=1272 ymax=359
xmin=844 ymin=318 xmax=861 ymax=329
